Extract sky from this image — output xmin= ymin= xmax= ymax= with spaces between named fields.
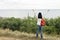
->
xmin=0 ymin=9 xmax=60 ymax=19
xmin=0 ymin=0 xmax=60 ymax=9
xmin=0 ymin=0 xmax=60 ymax=18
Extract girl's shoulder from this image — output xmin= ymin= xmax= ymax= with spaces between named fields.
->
xmin=37 ymin=18 xmax=42 ymax=21
xmin=38 ymin=18 xmax=42 ymax=20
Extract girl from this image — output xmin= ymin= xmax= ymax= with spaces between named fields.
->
xmin=36 ymin=12 xmax=43 ymax=40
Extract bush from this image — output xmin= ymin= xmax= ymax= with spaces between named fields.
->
xmin=0 ymin=17 xmax=60 ymax=35
xmin=43 ymin=26 xmax=56 ymax=34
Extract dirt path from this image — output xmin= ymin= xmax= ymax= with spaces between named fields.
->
xmin=0 ymin=36 xmax=60 ymax=40
xmin=0 ymin=37 xmax=20 ymax=40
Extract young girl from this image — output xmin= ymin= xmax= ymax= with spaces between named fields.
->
xmin=36 ymin=12 xmax=43 ymax=39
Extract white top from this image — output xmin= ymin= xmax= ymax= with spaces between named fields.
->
xmin=37 ymin=19 xmax=41 ymax=25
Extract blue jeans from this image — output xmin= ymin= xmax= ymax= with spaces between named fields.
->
xmin=36 ymin=25 xmax=43 ymax=39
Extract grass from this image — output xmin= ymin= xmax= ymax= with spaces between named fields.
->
xmin=0 ymin=29 xmax=60 ymax=40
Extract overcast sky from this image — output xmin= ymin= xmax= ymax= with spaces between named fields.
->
xmin=0 ymin=9 xmax=60 ymax=19
xmin=0 ymin=0 xmax=60 ymax=9
xmin=0 ymin=0 xmax=60 ymax=18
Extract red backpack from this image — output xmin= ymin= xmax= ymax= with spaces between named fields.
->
xmin=41 ymin=18 xmax=46 ymax=26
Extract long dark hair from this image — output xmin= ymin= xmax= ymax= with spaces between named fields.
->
xmin=38 ymin=12 xmax=42 ymax=19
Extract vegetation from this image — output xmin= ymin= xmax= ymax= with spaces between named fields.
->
xmin=0 ymin=29 xmax=60 ymax=40
xmin=0 ymin=17 xmax=60 ymax=35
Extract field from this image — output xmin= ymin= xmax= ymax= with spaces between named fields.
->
xmin=0 ymin=29 xmax=60 ymax=40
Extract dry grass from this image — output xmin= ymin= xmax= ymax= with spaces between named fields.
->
xmin=0 ymin=29 xmax=60 ymax=40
